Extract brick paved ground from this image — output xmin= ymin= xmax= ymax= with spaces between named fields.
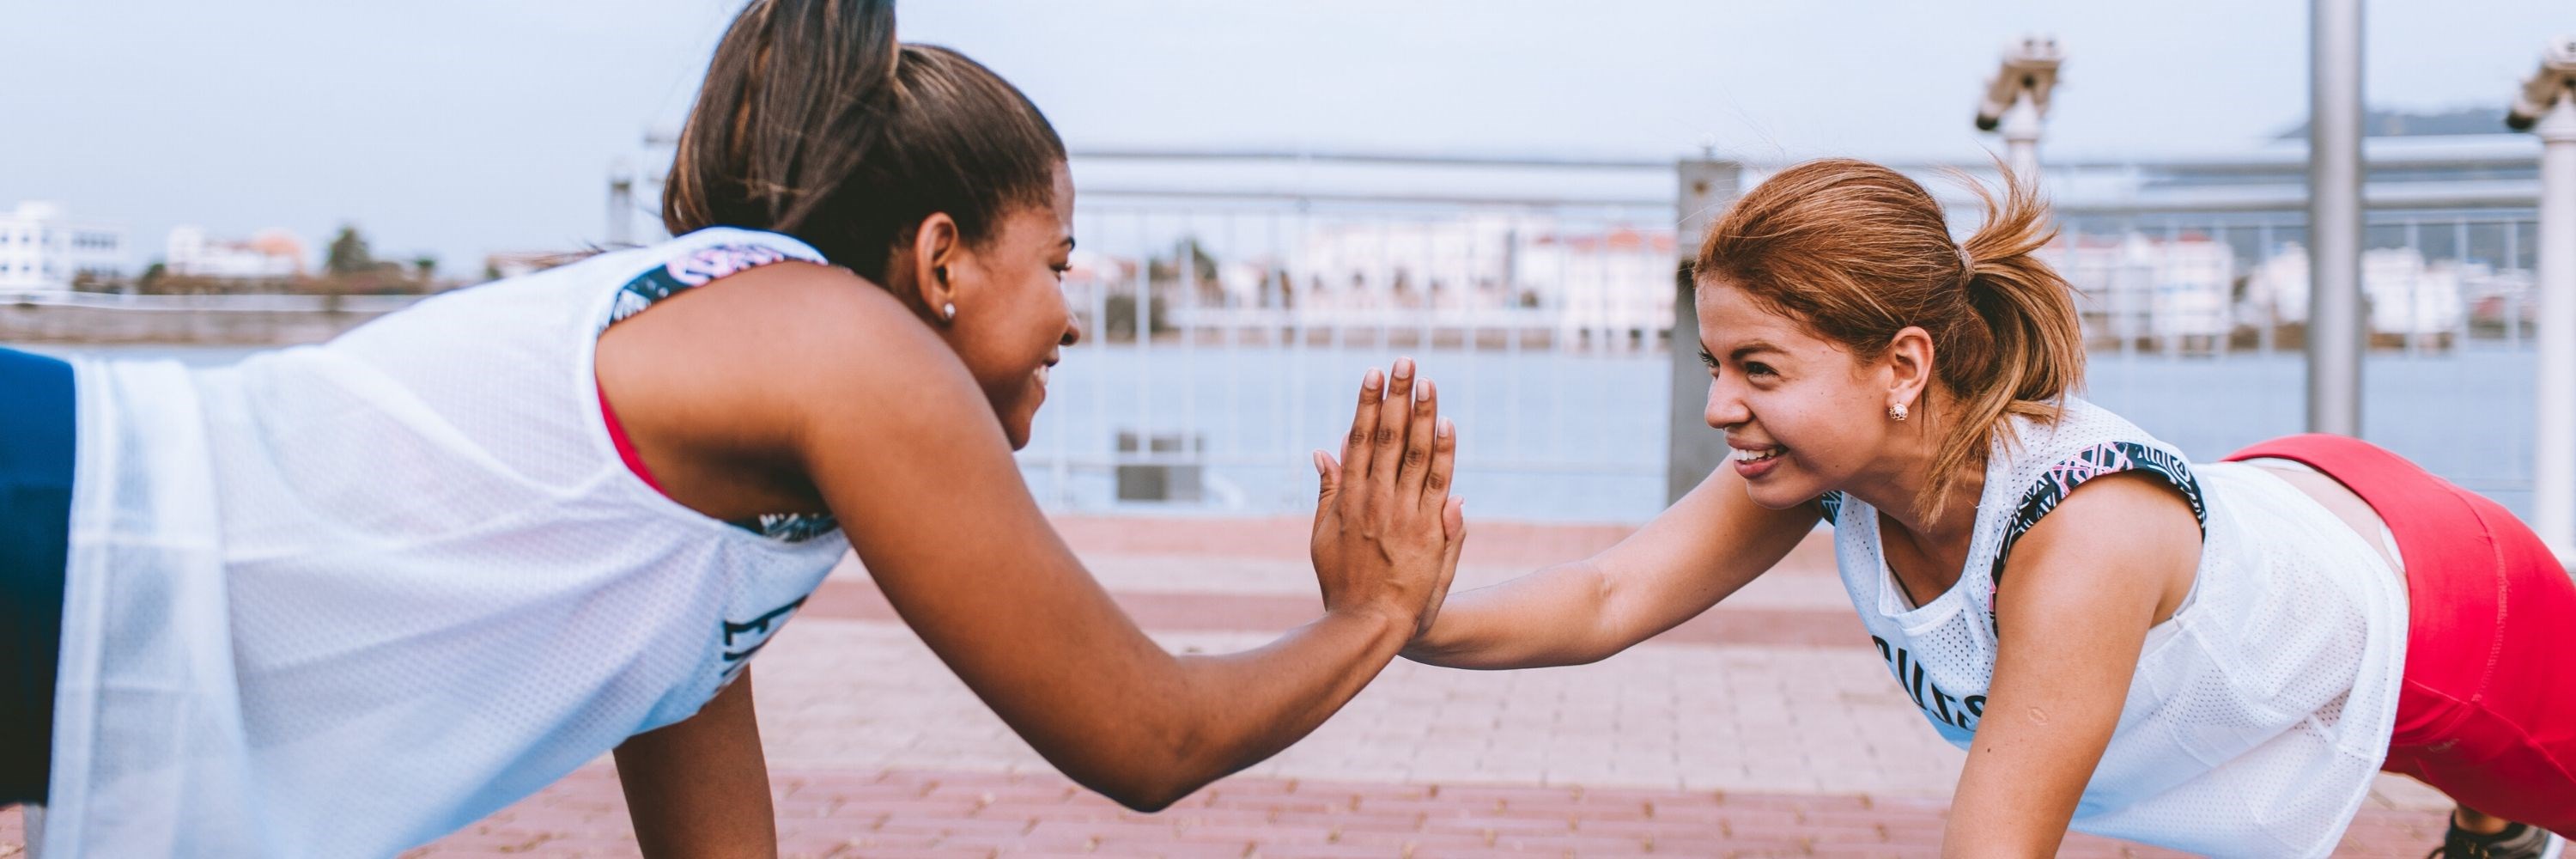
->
xmin=1 ymin=515 xmax=2462 ymax=857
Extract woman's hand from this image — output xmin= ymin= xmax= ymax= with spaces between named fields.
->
xmin=1309 ymin=357 xmax=1467 ymax=638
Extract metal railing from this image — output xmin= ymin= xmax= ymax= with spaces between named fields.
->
xmin=1004 ymin=147 xmax=2554 ymax=525
xmin=1025 ymin=176 xmax=1680 ymax=523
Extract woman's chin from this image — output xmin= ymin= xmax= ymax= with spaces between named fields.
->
xmin=1744 ymin=482 xmax=1816 ymax=511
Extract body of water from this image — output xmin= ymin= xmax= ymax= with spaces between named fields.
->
xmin=17 ymin=340 xmax=2562 ymax=528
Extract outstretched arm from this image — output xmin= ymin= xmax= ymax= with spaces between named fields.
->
xmin=1403 ymin=461 xmax=1818 ymax=669
xmin=648 ymin=266 xmax=1464 ymax=812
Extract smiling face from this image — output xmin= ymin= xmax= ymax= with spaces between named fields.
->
xmin=1694 ymin=279 xmax=1919 ymax=510
xmin=935 ymin=164 xmax=1082 ymax=449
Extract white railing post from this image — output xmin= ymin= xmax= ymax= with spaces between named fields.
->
xmin=2002 ymin=93 xmax=2044 ymax=186
xmin=1975 ymin=34 xmax=2059 ymax=186
xmin=2529 ymin=94 xmax=2576 ymax=559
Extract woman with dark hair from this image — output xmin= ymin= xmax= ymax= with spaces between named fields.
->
xmin=1400 ymin=158 xmax=2573 ymax=858
xmin=0 ymin=2 xmax=1465 ymax=856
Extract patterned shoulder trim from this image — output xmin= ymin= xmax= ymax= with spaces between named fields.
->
xmin=1986 ymin=441 xmax=2206 ymax=588
xmin=1816 ymin=491 xmax=1845 ymax=527
xmin=605 ymin=241 xmax=814 ymax=332
xmin=606 ymin=239 xmax=841 ymax=544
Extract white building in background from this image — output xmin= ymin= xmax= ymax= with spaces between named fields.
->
xmin=1519 ymin=228 xmax=1675 ymax=349
xmin=1275 ymin=214 xmax=1674 ymax=348
xmin=2242 ymin=245 xmax=2474 ymax=336
xmin=167 ymin=226 xmax=308 ymax=280
xmin=1285 ymin=215 xmax=1518 ymax=315
xmin=2056 ymin=232 xmax=2235 ymax=340
xmin=0 ymin=202 xmax=126 ymax=294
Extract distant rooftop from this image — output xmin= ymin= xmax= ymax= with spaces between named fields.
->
xmin=2273 ymin=107 xmax=2514 ymax=140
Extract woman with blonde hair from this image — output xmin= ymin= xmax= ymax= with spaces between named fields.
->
xmin=1400 ymin=158 xmax=2573 ymax=857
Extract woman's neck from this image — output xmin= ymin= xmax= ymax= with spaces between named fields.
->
xmin=1841 ymin=405 xmax=1986 ymax=551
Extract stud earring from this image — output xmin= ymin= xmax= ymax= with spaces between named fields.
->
xmin=942 ymin=302 xmax=957 ymax=321
xmin=1888 ymin=402 xmax=1909 ymax=422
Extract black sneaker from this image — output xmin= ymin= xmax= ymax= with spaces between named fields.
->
xmin=2427 ymin=821 xmax=2567 ymax=859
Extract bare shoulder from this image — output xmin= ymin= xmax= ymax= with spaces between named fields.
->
xmin=593 ymin=261 xmax=988 ymax=515
xmin=2002 ymin=470 xmax=2201 ymax=619
xmin=599 ymin=262 xmax=963 ymax=422
xmin=2023 ymin=470 xmax=2200 ymax=546
xmin=622 ymin=262 xmax=943 ymax=367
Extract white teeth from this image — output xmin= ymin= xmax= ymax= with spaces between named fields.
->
xmin=1036 ymin=365 xmax=1051 ymax=386
xmin=1731 ymin=447 xmax=1782 ymax=463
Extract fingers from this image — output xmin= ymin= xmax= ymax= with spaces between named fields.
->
xmin=1340 ymin=368 xmax=1385 ymax=497
xmin=1369 ymin=357 xmax=1416 ymax=491
xmin=1416 ymin=415 xmax=1457 ymax=516
xmin=1311 ymin=449 xmax=1341 ymax=514
xmin=1423 ymin=496 xmax=1468 ymax=636
xmin=1440 ymin=496 xmax=1467 ymax=573
xmin=1395 ymin=377 xmax=1442 ymax=502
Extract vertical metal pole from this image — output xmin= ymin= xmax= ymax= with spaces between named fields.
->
xmin=2307 ymin=0 xmax=2366 ymax=436
xmin=1668 ymin=159 xmax=1743 ymax=503
xmin=2530 ymin=95 xmax=2576 ymax=557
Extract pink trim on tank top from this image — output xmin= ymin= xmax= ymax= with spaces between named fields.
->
xmin=598 ymin=381 xmax=665 ymax=494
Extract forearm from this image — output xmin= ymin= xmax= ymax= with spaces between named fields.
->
xmin=1050 ymin=607 xmax=1408 ymax=810
xmin=1402 ymin=561 xmax=1619 ymax=669
xmin=1173 ymin=608 xmax=1412 ymax=780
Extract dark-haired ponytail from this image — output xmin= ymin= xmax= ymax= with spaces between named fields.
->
xmin=663 ymin=0 xmax=1066 ymax=283
xmin=665 ymin=0 xmax=899 ymax=237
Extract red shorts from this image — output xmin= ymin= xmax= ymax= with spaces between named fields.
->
xmin=2227 ymin=435 xmax=2576 ymax=833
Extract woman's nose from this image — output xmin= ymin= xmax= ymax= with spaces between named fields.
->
xmin=1704 ymin=380 xmax=1748 ymax=430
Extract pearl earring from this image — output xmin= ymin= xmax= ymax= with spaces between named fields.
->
xmin=1888 ymin=403 xmax=1909 ymax=422
xmin=942 ymin=302 xmax=957 ymax=321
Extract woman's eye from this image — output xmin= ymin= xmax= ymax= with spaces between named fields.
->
xmin=1697 ymin=350 xmax=1718 ymax=369
xmin=1745 ymin=362 xmax=1777 ymax=378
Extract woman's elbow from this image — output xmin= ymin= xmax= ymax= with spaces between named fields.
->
xmin=1055 ymin=723 xmax=1219 ymax=813
xmin=1072 ymin=762 xmax=1207 ymax=813
xmin=1093 ymin=777 xmax=1191 ymax=813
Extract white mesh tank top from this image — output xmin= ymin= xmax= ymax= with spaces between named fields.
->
xmin=1821 ymin=398 xmax=2408 ymax=859
xmin=44 ymin=228 xmax=854 ymax=857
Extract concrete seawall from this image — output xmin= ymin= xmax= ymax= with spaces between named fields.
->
xmin=0 ymin=295 xmax=417 ymax=345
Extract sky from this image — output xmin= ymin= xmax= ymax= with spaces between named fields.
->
xmin=0 ymin=1 xmax=2564 ymax=272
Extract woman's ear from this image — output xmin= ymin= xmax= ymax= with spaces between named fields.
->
xmin=903 ymin=213 xmax=963 ymax=319
xmin=1885 ymin=326 xmax=1936 ymax=412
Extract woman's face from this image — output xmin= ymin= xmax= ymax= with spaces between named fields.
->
xmin=1693 ymin=280 xmax=1914 ymax=509
xmin=943 ymin=164 xmax=1082 ymax=450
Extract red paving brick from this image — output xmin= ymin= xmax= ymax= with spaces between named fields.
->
xmin=0 ymin=519 xmax=2477 ymax=856
xmin=3 ymin=764 xmax=2445 ymax=857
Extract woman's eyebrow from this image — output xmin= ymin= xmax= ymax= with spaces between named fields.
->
xmin=1728 ymin=342 xmax=1785 ymax=361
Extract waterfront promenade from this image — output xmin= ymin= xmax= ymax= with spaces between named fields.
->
xmin=0 ymin=515 xmax=2457 ymax=856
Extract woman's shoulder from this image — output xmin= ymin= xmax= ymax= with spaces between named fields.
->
xmin=1980 ymin=396 xmax=2208 ymax=587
